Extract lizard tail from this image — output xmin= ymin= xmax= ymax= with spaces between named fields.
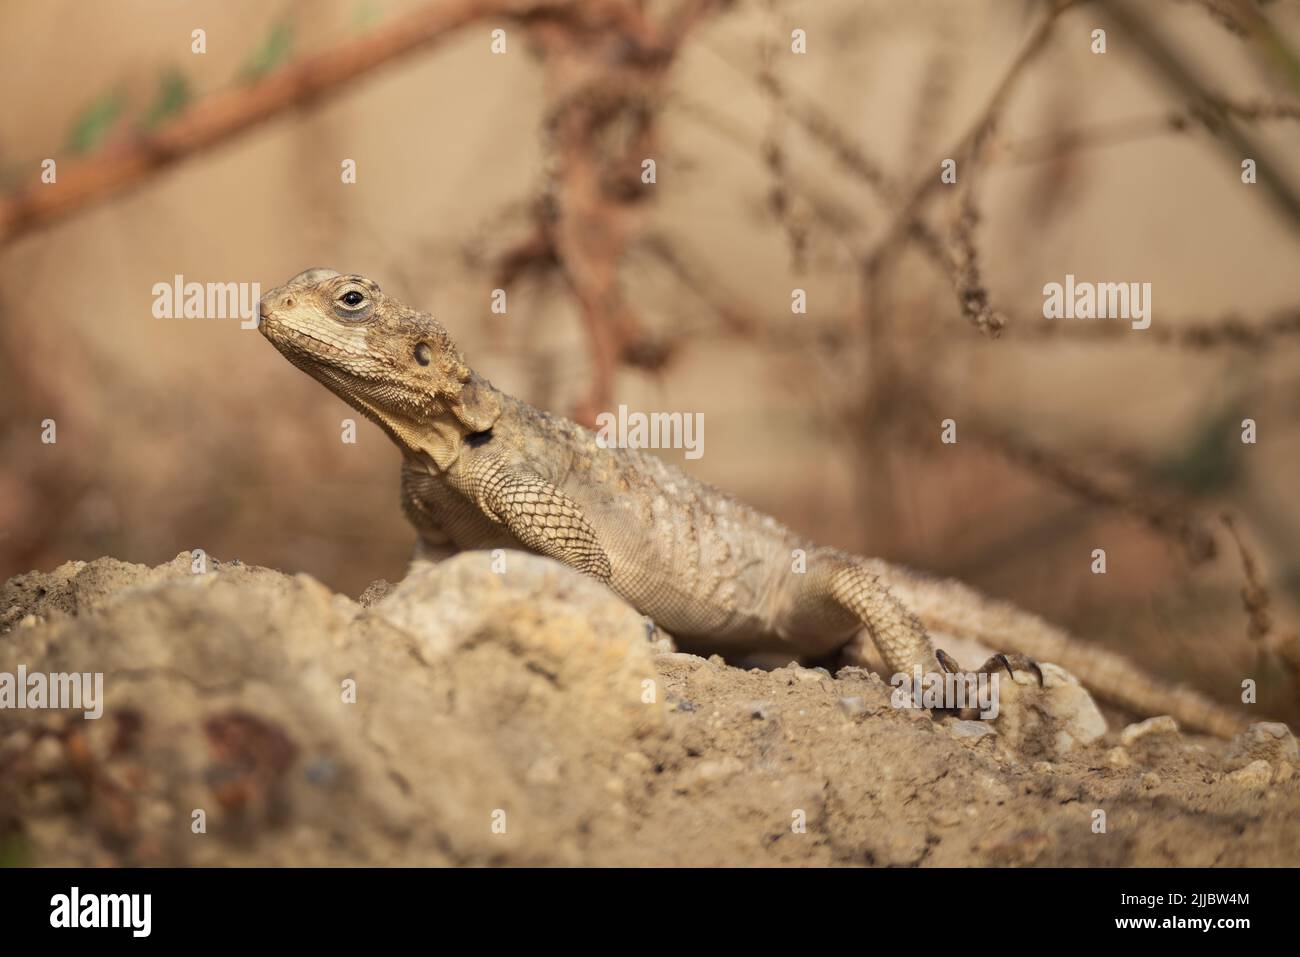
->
xmin=873 ymin=563 xmax=1249 ymax=739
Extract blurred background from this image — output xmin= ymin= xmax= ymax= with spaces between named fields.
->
xmin=1 ymin=0 xmax=1298 ymax=721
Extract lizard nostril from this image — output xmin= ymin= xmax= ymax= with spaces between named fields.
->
xmin=283 ymin=295 xmax=295 ymax=308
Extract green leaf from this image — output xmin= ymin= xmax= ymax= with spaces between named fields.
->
xmin=1150 ymin=405 xmax=1244 ymax=498
xmin=64 ymin=91 xmax=125 ymax=155
xmin=0 ymin=833 xmax=32 ymax=868
xmin=142 ymin=69 xmax=193 ymax=131
xmin=240 ymin=21 xmax=295 ymax=82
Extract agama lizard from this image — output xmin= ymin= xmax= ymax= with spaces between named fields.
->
xmin=259 ymin=269 xmax=1247 ymax=737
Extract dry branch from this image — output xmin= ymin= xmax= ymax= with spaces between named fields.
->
xmin=1098 ymin=0 xmax=1300 ymax=232
xmin=977 ymin=427 xmax=1220 ymax=565
xmin=0 ymin=0 xmax=590 ymax=246
xmin=860 ymin=0 xmax=1076 ymax=295
xmin=1010 ymin=306 xmax=1300 ymax=349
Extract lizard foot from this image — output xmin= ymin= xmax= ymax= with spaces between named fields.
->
xmin=935 ymin=649 xmax=1043 ymax=719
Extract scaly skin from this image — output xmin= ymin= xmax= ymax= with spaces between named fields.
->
xmin=259 ymin=268 xmax=1248 ymax=737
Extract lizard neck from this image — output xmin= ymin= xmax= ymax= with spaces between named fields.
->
xmin=402 ymin=412 xmax=474 ymax=472
xmin=398 ymin=371 xmax=504 ymax=472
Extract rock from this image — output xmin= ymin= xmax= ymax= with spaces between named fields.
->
xmin=0 ymin=550 xmax=664 ymax=866
xmin=1121 ymin=715 xmax=1180 ymax=747
xmin=986 ymin=661 xmax=1106 ymax=756
xmin=621 ymin=751 xmax=653 ymax=773
xmin=356 ymin=579 xmax=394 ymax=607
xmin=929 ymin=807 xmax=963 ymax=828
xmin=1225 ymin=722 xmax=1299 ymax=770
xmin=375 ymin=549 xmax=649 ymax=665
xmin=677 ymin=756 xmax=744 ymax=789
xmin=6 ymin=550 xmax=1300 ymax=868
xmin=1226 ymin=760 xmax=1273 ymax=789
xmin=524 ymin=754 xmax=563 ymax=786
xmin=654 ymin=652 xmax=708 ymax=671
xmin=838 ymin=695 xmax=867 ymax=718
xmin=951 ymin=720 xmax=997 ymax=747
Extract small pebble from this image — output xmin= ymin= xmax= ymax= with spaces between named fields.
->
xmin=930 ymin=808 xmax=962 ymax=828
xmin=837 ymin=696 xmax=867 ymax=718
xmin=1120 ymin=715 xmax=1179 ymax=747
xmin=1106 ymin=747 xmax=1132 ymax=769
xmin=950 ymin=720 xmax=997 ymax=745
xmin=1226 ymin=722 xmax=1299 ymax=768
xmin=1227 ymin=759 xmax=1273 ymax=789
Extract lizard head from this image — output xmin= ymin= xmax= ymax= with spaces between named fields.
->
xmin=259 ymin=269 xmax=500 ymax=465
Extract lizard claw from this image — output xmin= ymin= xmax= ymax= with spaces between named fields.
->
xmin=935 ymin=648 xmax=1044 ymax=685
xmin=978 ymin=652 xmax=1043 ymax=686
xmin=936 ymin=648 xmax=962 ymax=674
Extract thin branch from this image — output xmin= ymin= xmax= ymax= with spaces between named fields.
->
xmin=1008 ymin=306 xmax=1300 ymax=349
xmin=1220 ymin=511 xmax=1274 ymax=641
xmin=0 ymin=0 xmax=581 ymax=246
xmin=976 ymin=426 xmax=1220 ymax=564
xmin=860 ymin=1 xmax=1076 ymax=290
xmin=1097 ymin=0 xmax=1300 ymax=232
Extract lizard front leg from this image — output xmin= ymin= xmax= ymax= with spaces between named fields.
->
xmin=465 ymin=461 xmax=613 ymax=582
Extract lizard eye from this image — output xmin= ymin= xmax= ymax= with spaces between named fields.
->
xmin=414 ymin=343 xmax=433 ymax=366
xmin=332 ymin=287 xmax=373 ymax=321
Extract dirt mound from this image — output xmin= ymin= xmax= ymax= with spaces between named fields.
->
xmin=2 ymin=552 xmax=1297 ymax=866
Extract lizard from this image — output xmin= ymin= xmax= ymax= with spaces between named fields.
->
xmin=258 ymin=268 xmax=1249 ymax=738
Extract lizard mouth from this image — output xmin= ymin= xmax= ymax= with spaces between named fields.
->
xmin=257 ymin=304 xmax=275 ymax=336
